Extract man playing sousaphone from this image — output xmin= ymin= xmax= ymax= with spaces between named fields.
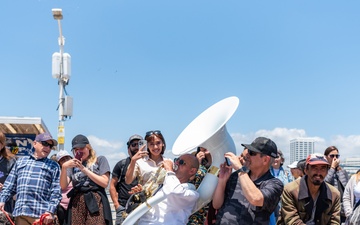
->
xmin=136 ymin=154 xmax=200 ymax=224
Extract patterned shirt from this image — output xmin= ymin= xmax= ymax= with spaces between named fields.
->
xmin=0 ymin=155 xmax=62 ymax=217
xmin=188 ymin=165 xmax=208 ymax=225
xmin=215 ymin=170 xmax=284 ymax=225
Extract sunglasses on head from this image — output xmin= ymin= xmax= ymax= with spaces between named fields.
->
xmin=329 ymin=154 xmax=340 ymax=158
xmin=174 ymin=158 xmax=186 ymax=166
xmin=248 ymin=150 xmax=258 ymax=156
xmin=41 ymin=141 xmax=54 ymax=148
xmin=145 ymin=130 xmax=162 ymax=137
xmin=130 ymin=142 xmax=138 ymax=147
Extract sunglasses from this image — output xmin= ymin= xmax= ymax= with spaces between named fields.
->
xmin=40 ymin=141 xmax=54 ymax=148
xmin=130 ymin=142 xmax=138 ymax=147
xmin=6 ymin=146 xmax=19 ymax=154
xmin=145 ymin=130 xmax=162 ymax=137
xmin=248 ymin=150 xmax=258 ymax=156
xmin=174 ymin=158 xmax=186 ymax=166
xmin=329 ymin=154 xmax=340 ymax=159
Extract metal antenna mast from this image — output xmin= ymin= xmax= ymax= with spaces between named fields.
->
xmin=52 ymin=8 xmax=73 ymax=151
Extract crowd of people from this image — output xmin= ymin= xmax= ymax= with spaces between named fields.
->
xmin=0 ymin=130 xmax=360 ymax=225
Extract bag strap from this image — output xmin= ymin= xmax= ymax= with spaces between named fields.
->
xmin=117 ymin=158 xmax=131 ymax=189
xmin=354 ymin=199 xmax=360 ymax=210
xmin=119 ymin=158 xmax=130 ymax=179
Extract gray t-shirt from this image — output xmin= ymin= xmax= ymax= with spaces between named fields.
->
xmin=67 ymin=155 xmax=110 ymax=188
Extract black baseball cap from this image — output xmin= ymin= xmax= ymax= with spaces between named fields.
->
xmin=72 ymin=134 xmax=89 ymax=150
xmin=241 ymin=137 xmax=278 ymax=158
xmin=297 ymin=159 xmax=306 ymax=173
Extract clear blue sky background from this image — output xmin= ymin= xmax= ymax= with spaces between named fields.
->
xmin=1 ymin=0 xmax=360 ymax=169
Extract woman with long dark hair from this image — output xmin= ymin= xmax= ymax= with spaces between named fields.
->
xmin=125 ymin=130 xmax=168 ymax=196
xmin=324 ymin=145 xmax=349 ymax=223
xmin=0 ymin=132 xmax=16 ymax=213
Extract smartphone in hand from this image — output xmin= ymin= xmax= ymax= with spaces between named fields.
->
xmin=225 ymin=157 xmax=231 ymax=166
xmin=138 ymin=140 xmax=148 ymax=152
xmin=75 ymin=151 xmax=83 ymax=160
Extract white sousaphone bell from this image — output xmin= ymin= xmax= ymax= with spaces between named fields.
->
xmin=122 ymin=96 xmax=239 ymax=225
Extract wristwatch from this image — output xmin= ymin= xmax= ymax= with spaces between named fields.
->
xmin=236 ymin=166 xmax=249 ymax=174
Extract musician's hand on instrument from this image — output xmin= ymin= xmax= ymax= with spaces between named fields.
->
xmin=163 ymin=159 xmax=174 ymax=172
xmin=129 ymin=184 xmax=143 ymax=194
xmin=196 ymin=152 xmax=205 ymax=164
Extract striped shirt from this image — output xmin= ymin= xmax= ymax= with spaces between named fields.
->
xmin=0 ymin=155 xmax=62 ymax=217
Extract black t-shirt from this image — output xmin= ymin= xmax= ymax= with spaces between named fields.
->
xmin=0 ymin=157 xmax=16 ymax=184
xmin=215 ymin=170 xmax=284 ymax=225
xmin=112 ymin=157 xmax=138 ymax=206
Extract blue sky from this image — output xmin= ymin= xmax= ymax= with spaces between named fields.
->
xmin=1 ymin=0 xmax=360 ymax=169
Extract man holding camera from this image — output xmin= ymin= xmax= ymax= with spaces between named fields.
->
xmin=212 ymin=137 xmax=284 ymax=225
xmin=109 ymin=134 xmax=143 ymax=225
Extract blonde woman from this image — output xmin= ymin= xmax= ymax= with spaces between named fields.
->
xmin=60 ymin=134 xmax=112 ymax=225
xmin=343 ymin=169 xmax=360 ymax=224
